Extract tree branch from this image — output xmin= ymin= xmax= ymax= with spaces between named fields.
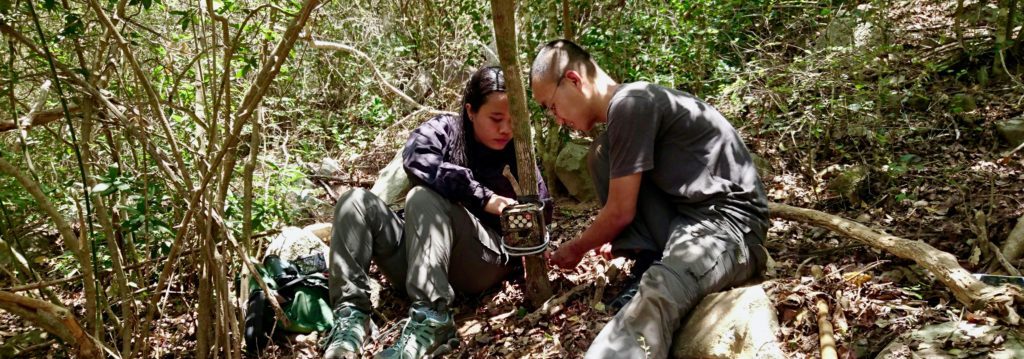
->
xmin=0 ymin=157 xmax=100 ymax=339
xmin=0 ymin=291 xmax=99 ymax=358
xmin=305 ymin=38 xmax=455 ymax=116
xmin=131 ymin=1 xmax=321 ymax=355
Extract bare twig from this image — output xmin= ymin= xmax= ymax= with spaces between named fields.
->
xmin=87 ymin=0 xmax=194 ymax=191
xmin=305 ymin=38 xmax=455 ymax=116
xmin=0 ymin=157 xmax=100 ymax=339
xmin=522 ymin=282 xmax=588 ymax=325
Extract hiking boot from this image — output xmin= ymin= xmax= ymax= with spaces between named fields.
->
xmin=607 ymin=251 xmax=659 ymax=313
xmin=374 ymin=306 xmax=458 ymax=359
xmin=322 ymin=306 xmax=376 ymax=359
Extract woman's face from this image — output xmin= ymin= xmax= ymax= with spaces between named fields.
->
xmin=466 ymin=92 xmax=513 ymax=150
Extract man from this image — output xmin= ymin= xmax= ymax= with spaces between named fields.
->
xmin=530 ymin=40 xmax=769 ymax=358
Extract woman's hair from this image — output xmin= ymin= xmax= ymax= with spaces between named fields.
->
xmin=450 ymin=66 xmax=506 ymax=167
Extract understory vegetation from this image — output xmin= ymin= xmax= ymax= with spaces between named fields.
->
xmin=1 ymin=0 xmax=1023 ymax=357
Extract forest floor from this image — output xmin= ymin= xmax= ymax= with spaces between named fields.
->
xmin=253 ymin=83 xmax=1023 ymax=358
xmin=2 ymin=83 xmax=1022 ymax=359
xmin=3 ymin=2 xmax=1024 ymax=356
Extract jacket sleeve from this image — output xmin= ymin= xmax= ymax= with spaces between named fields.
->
xmin=536 ymin=165 xmax=554 ymax=224
xmin=402 ymin=116 xmax=494 ymax=213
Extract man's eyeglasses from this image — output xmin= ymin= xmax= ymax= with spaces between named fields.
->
xmin=543 ymin=73 xmax=565 ymax=119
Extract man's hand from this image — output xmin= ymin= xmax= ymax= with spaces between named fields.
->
xmin=546 ymin=240 xmax=585 ymax=270
xmin=485 ymin=194 xmax=516 ymax=215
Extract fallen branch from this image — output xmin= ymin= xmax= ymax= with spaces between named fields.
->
xmin=989 ymin=242 xmax=1021 ymax=276
xmin=769 ymin=202 xmax=1023 ymax=324
xmin=815 ymin=297 xmax=837 ymax=359
xmin=307 ymin=174 xmax=375 ymax=187
xmin=0 ymin=291 xmax=99 ymax=358
xmin=522 ymin=282 xmax=588 ymax=325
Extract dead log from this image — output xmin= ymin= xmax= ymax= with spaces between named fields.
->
xmin=770 ymin=202 xmax=1023 ymax=324
xmin=489 ymin=0 xmax=554 ymax=308
xmin=0 ymin=291 xmax=100 ymax=358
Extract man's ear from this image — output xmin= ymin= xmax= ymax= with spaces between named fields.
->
xmin=565 ymin=70 xmax=585 ymax=90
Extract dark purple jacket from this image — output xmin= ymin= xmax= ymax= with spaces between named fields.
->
xmin=402 ymin=114 xmax=553 ymax=233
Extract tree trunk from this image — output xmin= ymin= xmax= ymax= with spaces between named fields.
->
xmin=769 ymin=202 xmax=1022 ymax=323
xmin=561 ymin=0 xmax=572 ymax=40
xmin=489 ymin=0 xmax=554 ymax=308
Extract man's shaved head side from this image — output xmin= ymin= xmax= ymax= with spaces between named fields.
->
xmin=530 ymin=39 xmax=597 ymax=86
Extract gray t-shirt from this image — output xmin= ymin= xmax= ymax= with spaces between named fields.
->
xmin=606 ymin=82 xmax=768 ymax=224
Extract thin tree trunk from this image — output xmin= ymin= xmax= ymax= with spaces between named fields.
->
xmin=79 ymin=101 xmax=136 ymax=357
xmin=0 ymin=158 xmax=101 ymax=341
xmin=130 ymin=2 xmax=320 ymax=354
xmin=490 ymin=0 xmax=554 ymax=308
xmin=562 ymin=0 xmax=572 ymax=40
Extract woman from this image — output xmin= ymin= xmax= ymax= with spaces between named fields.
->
xmin=322 ymin=66 xmax=552 ymax=359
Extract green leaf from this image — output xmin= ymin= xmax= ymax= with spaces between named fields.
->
xmin=60 ymin=13 xmax=84 ymax=38
xmin=91 ymin=182 xmax=111 ymax=194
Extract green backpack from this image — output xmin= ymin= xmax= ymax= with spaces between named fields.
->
xmin=244 ymin=254 xmax=334 ymax=356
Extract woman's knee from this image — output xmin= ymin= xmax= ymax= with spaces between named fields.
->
xmin=404 ymin=185 xmax=447 ymax=212
xmin=335 ymin=188 xmax=385 ymax=218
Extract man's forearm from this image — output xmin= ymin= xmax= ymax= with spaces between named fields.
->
xmin=568 ymin=207 xmax=632 ymax=256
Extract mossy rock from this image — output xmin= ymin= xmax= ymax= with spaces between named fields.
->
xmin=996 ymin=116 xmax=1024 ymax=148
xmin=950 ymin=93 xmax=977 ymax=113
xmin=827 ymin=165 xmax=870 ymax=205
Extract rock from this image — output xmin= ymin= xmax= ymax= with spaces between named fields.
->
xmin=996 ymin=116 xmax=1024 ymax=148
xmin=370 ymin=150 xmax=412 ymax=207
xmin=827 ymin=165 xmax=870 ymax=205
xmin=313 ymin=157 xmax=342 ymax=177
xmin=265 ymin=226 xmax=329 ymax=263
xmin=816 ymin=5 xmax=880 ymax=50
xmin=818 ymin=15 xmax=857 ymax=49
xmin=303 ymin=223 xmax=332 ymax=242
xmin=555 ymin=142 xmax=597 ymax=202
xmin=672 ymin=285 xmax=785 ymax=359
xmin=876 ymin=321 xmax=1024 ymax=359
xmin=853 ymin=21 xmax=880 ymax=49
xmin=950 ymin=93 xmax=977 ymax=113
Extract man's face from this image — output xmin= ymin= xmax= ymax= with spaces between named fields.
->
xmin=531 ymin=72 xmax=594 ymax=132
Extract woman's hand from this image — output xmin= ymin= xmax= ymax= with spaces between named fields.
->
xmin=546 ymin=240 xmax=586 ymax=270
xmin=598 ymin=242 xmax=614 ymax=260
xmin=485 ymin=194 xmax=517 ymax=215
